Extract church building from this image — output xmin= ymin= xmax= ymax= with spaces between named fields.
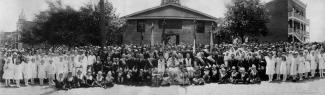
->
xmin=122 ymin=0 xmax=220 ymax=45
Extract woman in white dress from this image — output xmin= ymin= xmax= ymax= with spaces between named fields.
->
xmin=265 ymin=53 xmax=275 ymax=82
xmin=2 ymin=54 xmax=14 ymax=86
xmin=38 ymin=55 xmax=47 ymax=85
xmin=14 ymin=56 xmax=23 ymax=87
xmin=310 ymin=51 xmax=317 ymax=78
xmin=280 ymin=55 xmax=287 ymax=81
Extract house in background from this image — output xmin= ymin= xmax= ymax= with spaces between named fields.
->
xmin=122 ymin=0 xmax=220 ymax=45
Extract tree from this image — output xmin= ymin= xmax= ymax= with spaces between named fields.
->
xmin=21 ymin=0 xmax=124 ymax=47
xmin=224 ymin=0 xmax=269 ymax=42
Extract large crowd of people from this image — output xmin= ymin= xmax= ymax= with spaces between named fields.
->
xmin=0 ymin=42 xmax=324 ymax=90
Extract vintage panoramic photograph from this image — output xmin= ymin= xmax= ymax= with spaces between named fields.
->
xmin=0 ymin=0 xmax=325 ymax=95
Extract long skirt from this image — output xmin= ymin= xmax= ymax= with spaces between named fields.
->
xmin=298 ymin=62 xmax=305 ymax=74
xmin=280 ymin=62 xmax=287 ymax=75
xmin=38 ymin=65 xmax=46 ymax=79
xmin=305 ymin=61 xmax=311 ymax=73
xmin=14 ymin=64 xmax=23 ymax=80
xmin=290 ymin=63 xmax=297 ymax=75
xmin=275 ymin=62 xmax=281 ymax=74
xmin=266 ymin=63 xmax=275 ymax=75
xmin=319 ymin=59 xmax=325 ymax=70
xmin=30 ymin=63 xmax=38 ymax=78
xmin=311 ymin=61 xmax=316 ymax=70
xmin=2 ymin=65 xmax=13 ymax=79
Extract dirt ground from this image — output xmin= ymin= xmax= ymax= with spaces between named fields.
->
xmin=1 ymin=79 xmax=325 ymax=95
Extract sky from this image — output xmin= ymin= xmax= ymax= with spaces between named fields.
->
xmin=0 ymin=0 xmax=324 ymax=42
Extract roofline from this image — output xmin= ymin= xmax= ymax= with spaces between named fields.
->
xmin=122 ymin=4 xmax=218 ymax=20
xmin=124 ymin=16 xmax=217 ymax=21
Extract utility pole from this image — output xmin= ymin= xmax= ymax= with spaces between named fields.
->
xmin=99 ymin=0 xmax=107 ymax=46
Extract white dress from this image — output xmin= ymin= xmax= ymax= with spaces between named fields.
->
xmin=310 ymin=54 xmax=317 ymax=71
xmin=275 ymin=57 xmax=281 ymax=74
xmin=318 ymin=54 xmax=325 ymax=70
xmin=38 ymin=58 xmax=47 ymax=79
xmin=2 ymin=58 xmax=14 ymax=79
xmin=22 ymin=61 xmax=32 ymax=79
xmin=305 ymin=56 xmax=311 ymax=73
xmin=286 ymin=55 xmax=292 ymax=75
xmin=13 ymin=62 xmax=23 ymax=80
xmin=280 ymin=60 xmax=287 ymax=75
xmin=298 ymin=56 xmax=305 ymax=74
xmin=265 ymin=56 xmax=275 ymax=75
xmin=158 ymin=59 xmax=166 ymax=73
xmin=290 ymin=57 xmax=298 ymax=75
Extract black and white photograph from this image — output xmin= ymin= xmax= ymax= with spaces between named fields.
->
xmin=0 ymin=0 xmax=325 ymax=95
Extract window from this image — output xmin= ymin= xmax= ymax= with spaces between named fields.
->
xmin=158 ymin=20 xmax=182 ymax=29
xmin=137 ymin=20 xmax=146 ymax=32
xmin=196 ymin=21 xmax=205 ymax=33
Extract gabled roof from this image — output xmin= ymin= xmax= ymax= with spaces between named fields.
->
xmin=122 ymin=4 xmax=218 ymax=21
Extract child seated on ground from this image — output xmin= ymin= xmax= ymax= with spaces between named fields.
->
xmin=65 ymin=72 xmax=76 ymax=89
xmin=219 ymin=65 xmax=229 ymax=84
xmin=94 ymin=71 xmax=104 ymax=87
xmin=238 ymin=68 xmax=249 ymax=84
xmin=230 ymin=66 xmax=240 ymax=84
xmin=54 ymin=73 xmax=66 ymax=90
xmin=248 ymin=65 xmax=261 ymax=84
xmin=85 ymin=71 xmax=95 ymax=87
xmin=75 ymin=70 xmax=86 ymax=87
xmin=210 ymin=65 xmax=219 ymax=83
xmin=103 ymin=71 xmax=114 ymax=88
xmin=203 ymin=66 xmax=211 ymax=83
xmin=161 ymin=73 xmax=171 ymax=86
xmin=192 ymin=69 xmax=204 ymax=85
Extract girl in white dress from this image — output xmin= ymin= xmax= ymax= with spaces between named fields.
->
xmin=38 ymin=55 xmax=47 ymax=85
xmin=14 ymin=56 xmax=23 ymax=87
xmin=3 ymin=55 xmax=14 ymax=86
xmin=280 ymin=55 xmax=287 ymax=81
xmin=265 ymin=53 xmax=275 ymax=82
